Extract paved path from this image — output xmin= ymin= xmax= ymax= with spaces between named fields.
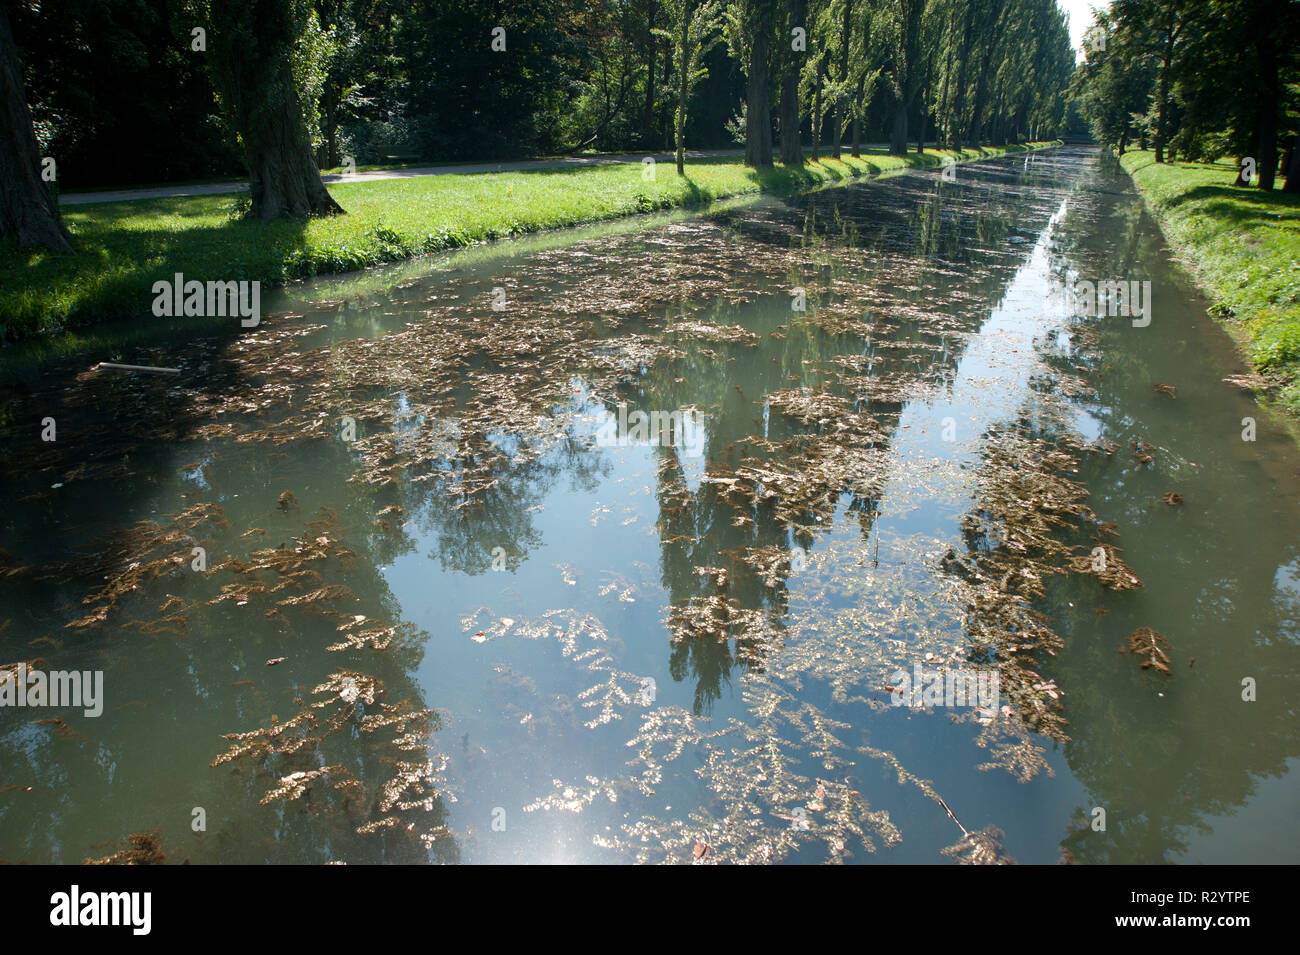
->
xmin=58 ymin=148 xmax=752 ymax=206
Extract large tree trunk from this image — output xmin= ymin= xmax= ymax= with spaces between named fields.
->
xmin=779 ymin=0 xmax=807 ymax=164
xmin=744 ymin=1 xmax=773 ymax=167
xmin=246 ymin=63 xmax=344 ymax=219
xmin=0 ymin=4 xmax=73 ymax=253
xmin=889 ymin=102 xmax=908 ymax=155
xmin=208 ymin=0 xmax=343 ymax=220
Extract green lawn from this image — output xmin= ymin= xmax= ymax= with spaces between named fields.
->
xmin=0 ymin=143 xmax=1054 ymax=341
xmin=1120 ymin=150 xmax=1300 ymax=416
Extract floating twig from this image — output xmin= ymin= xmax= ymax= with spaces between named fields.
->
xmin=93 ymin=362 xmax=180 ymax=375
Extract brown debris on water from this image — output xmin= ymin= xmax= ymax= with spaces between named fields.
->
xmin=940 ymin=825 xmax=1014 ymax=865
xmin=1128 ymin=627 xmax=1172 ymax=674
xmin=84 ymin=830 xmax=165 ymax=865
xmin=56 ymin=502 xmax=231 ymax=632
xmin=1130 ymin=436 xmax=1157 ymax=466
xmin=1066 ymin=540 xmax=1143 ymax=591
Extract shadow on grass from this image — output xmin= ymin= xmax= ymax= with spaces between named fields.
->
xmin=1161 ymin=183 xmax=1300 ymax=217
xmin=1 ymin=208 xmax=319 ymax=341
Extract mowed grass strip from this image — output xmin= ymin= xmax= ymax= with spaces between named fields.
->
xmin=0 ymin=144 xmax=1053 ymax=341
xmin=1120 ymin=150 xmax=1300 ymax=415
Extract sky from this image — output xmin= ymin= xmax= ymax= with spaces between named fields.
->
xmin=1058 ymin=0 xmax=1110 ymax=61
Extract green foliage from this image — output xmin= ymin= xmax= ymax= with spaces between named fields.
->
xmin=291 ymin=7 xmax=341 ymax=152
xmin=1074 ymin=0 xmax=1299 ymax=178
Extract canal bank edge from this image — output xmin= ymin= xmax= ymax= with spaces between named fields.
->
xmin=1118 ymin=150 xmax=1300 ymax=441
xmin=0 ymin=142 xmax=1061 ymax=346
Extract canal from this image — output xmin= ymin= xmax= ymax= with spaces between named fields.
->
xmin=1 ymin=146 xmax=1297 ymax=864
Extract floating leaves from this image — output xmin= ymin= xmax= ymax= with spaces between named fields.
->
xmin=84 ymin=831 xmax=166 ymax=866
xmin=1128 ymin=627 xmax=1173 ymax=674
xmin=940 ymin=825 xmax=1014 ymax=865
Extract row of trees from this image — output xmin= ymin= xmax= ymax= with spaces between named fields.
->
xmin=1 ymin=0 xmax=1073 ymax=251
xmin=1071 ymin=0 xmax=1300 ymax=191
xmin=715 ymin=0 xmax=1074 ymax=171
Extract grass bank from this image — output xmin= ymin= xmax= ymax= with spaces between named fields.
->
xmin=1119 ymin=150 xmax=1300 ymax=416
xmin=1 ymin=142 xmax=1057 ymax=342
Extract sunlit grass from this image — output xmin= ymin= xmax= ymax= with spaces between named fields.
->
xmin=1120 ymin=150 xmax=1300 ymax=415
xmin=0 ymin=143 xmax=1054 ymax=341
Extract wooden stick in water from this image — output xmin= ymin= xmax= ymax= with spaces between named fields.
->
xmin=94 ymin=362 xmax=181 ymax=375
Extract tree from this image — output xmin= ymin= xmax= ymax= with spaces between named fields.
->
xmin=829 ymin=0 xmax=854 ymax=159
xmin=778 ymin=0 xmax=808 ymax=163
xmin=727 ymin=0 xmax=778 ymax=166
xmin=0 ymin=3 xmax=73 ymax=253
xmin=1075 ymin=0 xmax=1298 ymax=188
xmin=659 ymin=0 xmax=724 ymax=174
xmin=885 ymin=0 xmax=926 ymax=154
xmin=199 ymin=0 xmax=344 ymax=219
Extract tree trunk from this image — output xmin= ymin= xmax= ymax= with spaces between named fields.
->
xmin=937 ymin=32 xmax=954 ymax=149
xmin=916 ymin=61 xmax=930 ymax=154
xmin=675 ymin=13 xmax=688 ymax=175
xmin=1153 ymin=23 xmax=1174 ymax=164
xmin=850 ymin=75 xmax=864 ymax=156
xmin=208 ymin=0 xmax=342 ymax=219
xmin=0 ymin=4 xmax=73 ymax=253
xmin=889 ymin=102 xmax=908 ymax=155
xmin=1254 ymin=26 xmax=1279 ymax=190
xmin=744 ymin=1 xmax=773 ymax=167
xmin=811 ymin=55 xmax=825 ymax=161
xmin=643 ymin=1 xmax=658 ymax=145
xmin=779 ymin=0 xmax=807 ymax=164
xmin=245 ymin=61 xmax=344 ymax=219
